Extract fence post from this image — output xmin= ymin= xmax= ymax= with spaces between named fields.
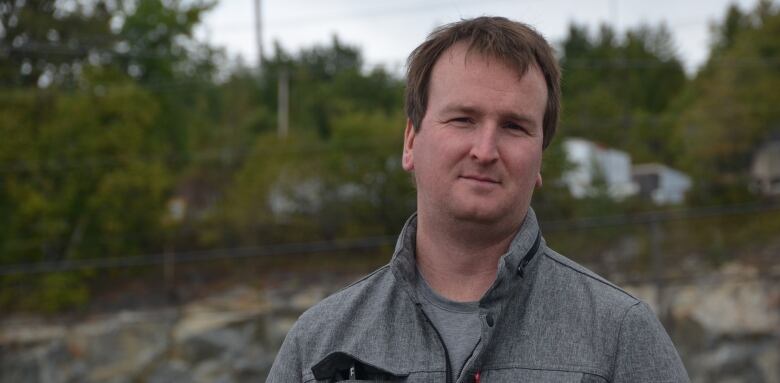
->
xmin=650 ymin=218 xmax=667 ymax=320
xmin=164 ymin=246 xmax=176 ymax=304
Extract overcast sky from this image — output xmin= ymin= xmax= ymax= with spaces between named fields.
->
xmin=199 ymin=0 xmax=761 ymax=75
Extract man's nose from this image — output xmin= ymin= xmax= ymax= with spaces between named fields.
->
xmin=469 ymin=124 xmax=499 ymax=164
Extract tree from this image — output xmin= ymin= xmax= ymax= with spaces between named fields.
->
xmin=559 ymin=23 xmax=687 ymax=164
xmin=204 ymin=39 xmax=412 ymax=247
xmin=677 ymin=0 xmax=780 ymax=204
xmin=0 ymin=77 xmax=171 ymax=310
xmin=0 ymin=0 xmax=219 ymax=311
xmin=0 ymin=0 xmax=115 ymax=88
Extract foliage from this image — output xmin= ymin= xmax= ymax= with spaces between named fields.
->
xmin=205 ymin=39 xmax=412 ymax=248
xmin=2 ymin=1 xmax=780 ymax=312
xmin=0 ymin=0 xmax=114 ymax=87
xmin=677 ymin=0 xmax=780 ymax=204
xmin=0 ymin=75 xmax=171 ymax=310
xmin=0 ymin=0 xmax=210 ymax=311
xmin=558 ymin=22 xmax=687 ymax=165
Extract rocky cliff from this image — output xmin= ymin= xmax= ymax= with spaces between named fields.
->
xmin=1 ymin=263 xmax=778 ymax=383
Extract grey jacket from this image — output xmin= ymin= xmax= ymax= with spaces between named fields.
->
xmin=267 ymin=209 xmax=689 ymax=382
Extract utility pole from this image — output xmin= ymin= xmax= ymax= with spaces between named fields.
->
xmin=254 ymin=0 xmax=289 ymax=138
xmin=610 ymin=0 xmax=619 ymax=32
xmin=254 ymin=0 xmax=263 ymax=68
xmin=278 ymin=67 xmax=289 ymax=139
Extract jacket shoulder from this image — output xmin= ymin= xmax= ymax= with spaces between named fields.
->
xmin=539 ymin=250 xmax=688 ymax=381
xmin=295 ymin=264 xmax=396 ymax=328
xmin=269 ymin=266 xmax=395 ymax=382
xmin=540 ymin=247 xmax=640 ymax=309
xmin=275 ymin=265 xmax=424 ymax=381
xmin=482 ymin=246 xmax=642 ymax=378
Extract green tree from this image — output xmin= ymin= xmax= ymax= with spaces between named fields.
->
xmin=0 ymin=0 xmax=115 ymax=88
xmin=677 ymin=0 xmax=780 ymax=204
xmin=559 ymin=23 xmax=687 ymax=164
xmin=0 ymin=76 xmax=171 ymax=310
xmin=204 ymin=39 xmax=412 ymax=247
xmin=0 ymin=0 xmax=219 ymax=311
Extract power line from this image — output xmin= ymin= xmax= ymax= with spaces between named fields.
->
xmin=7 ymin=40 xmax=780 ymax=69
xmin=212 ymin=0 xmax=716 ymax=31
xmin=0 ymin=235 xmax=397 ymax=276
xmin=3 ymin=202 xmax=780 ymax=276
xmin=541 ymin=201 xmax=780 ymax=231
xmin=0 ymin=138 xmax=402 ymax=174
xmin=211 ymin=0 xmax=526 ymax=31
xmin=0 ymin=77 xmax=221 ymax=97
xmin=0 ymin=41 xmax=207 ymax=61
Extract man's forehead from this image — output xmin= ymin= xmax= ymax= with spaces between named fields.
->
xmin=437 ymin=41 xmax=533 ymax=81
xmin=430 ymin=44 xmax=547 ymax=100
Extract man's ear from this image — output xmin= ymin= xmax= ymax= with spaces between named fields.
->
xmin=402 ymin=119 xmax=416 ymax=171
xmin=535 ymin=172 xmax=543 ymax=188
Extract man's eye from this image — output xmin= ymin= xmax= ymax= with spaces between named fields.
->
xmin=504 ymin=122 xmax=527 ymax=132
xmin=449 ymin=117 xmax=473 ymax=126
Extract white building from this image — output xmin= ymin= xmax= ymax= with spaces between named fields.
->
xmin=561 ymin=138 xmax=638 ymax=200
xmin=750 ymin=141 xmax=780 ymax=196
xmin=632 ymin=163 xmax=692 ymax=205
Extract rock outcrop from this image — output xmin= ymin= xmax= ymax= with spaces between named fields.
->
xmin=1 ymin=264 xmax=778 ymax=382
xmin=626 ymin=262 xmax=780 ymax=383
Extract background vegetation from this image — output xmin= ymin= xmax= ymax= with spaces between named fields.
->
xmin=1 ymin=0 xmax=779 ymax=312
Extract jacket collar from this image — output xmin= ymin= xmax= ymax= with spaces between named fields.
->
xmin=389 ymin=208 xmax=543 ymax=306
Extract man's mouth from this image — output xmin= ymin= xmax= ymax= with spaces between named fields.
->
xmin=460 ymin=175 xmax=500 ymax=184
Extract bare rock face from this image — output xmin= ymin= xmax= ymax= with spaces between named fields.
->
xmin=1 ymin=311 xmax=176 ymax=383
xmin=77 ymin=311 xmax=176 ymax=382
xmin=1 ymin=339 xmax=77 ymax=383
xmin=2 ymin=267 xmax=778 ymax=382
xmin=627 ymin=262 xmax=780 ymax=383
xmin=0 ymin=279 xmax=344 ymax=383
xmin=669 ymin=263 xmax=780 ymax=336
xmin=146 ymin=360 xmax=193 ymax=383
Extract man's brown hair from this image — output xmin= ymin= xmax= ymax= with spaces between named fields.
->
xmin=405 ymin=16 xmax=561 ymax=149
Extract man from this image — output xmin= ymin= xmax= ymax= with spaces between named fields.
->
xmin=268 ymin=17 xmax=688 ymax=383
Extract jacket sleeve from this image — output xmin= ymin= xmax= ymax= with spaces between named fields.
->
xmin=612 ymin=301 xmax=689 ymax=383
xmin=266 ymin=320 xmax=305 ymax=383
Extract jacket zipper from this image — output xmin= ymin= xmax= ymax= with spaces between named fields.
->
xmin=417 ymin=303 xmax=453 ymax=383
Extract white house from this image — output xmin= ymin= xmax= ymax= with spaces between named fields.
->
xmin=632 ymin=163 xmax=692 ymax=205
xmin=561 ymin=138 xmax=638 ymax=200
xmin=750 ymin=141 xmax=780 ymax=196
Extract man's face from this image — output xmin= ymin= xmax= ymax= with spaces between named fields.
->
xmin=402 ymin=43 xmax=546 ymax=226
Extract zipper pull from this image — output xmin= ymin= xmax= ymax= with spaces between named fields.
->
xmin=349 ymin=364 xmax=356 ymax=379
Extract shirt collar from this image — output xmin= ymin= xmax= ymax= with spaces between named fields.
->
xmin=390 ymin=208 xmax=544 ymax=305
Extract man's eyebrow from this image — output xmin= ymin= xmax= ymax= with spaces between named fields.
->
xmin=440 ymin=104 xmax=482 ymax=116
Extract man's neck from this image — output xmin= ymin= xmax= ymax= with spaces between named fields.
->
xmin=414 ymin=212 xmax=523 ymax=302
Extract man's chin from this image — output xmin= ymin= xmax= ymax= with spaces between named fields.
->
xmin=446 ymin=202 xmax=529 ymax=226
xmin=450 ymin=207 xmax=508 ymax=225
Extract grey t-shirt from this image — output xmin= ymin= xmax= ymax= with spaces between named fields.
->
xmin=416 ymin=271 xmax=482 ymax=382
